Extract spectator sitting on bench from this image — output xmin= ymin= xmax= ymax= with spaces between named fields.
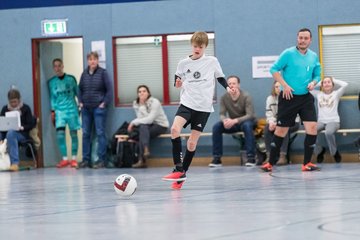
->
xmin=311 ymin=77 xmax=348 ymax=163
xmin=264 ymin=81 xmax=299 ymax=165
xmin=0 ymin=88 xmax=36 ymax=171
xmin=128 ymin=85 xmax=169 ymax=168
xmin=209 ymin=75 xmax=257 ymax=167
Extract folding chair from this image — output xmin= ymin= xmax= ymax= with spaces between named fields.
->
xmin=19 ymin=139 xmax=37 ymax=168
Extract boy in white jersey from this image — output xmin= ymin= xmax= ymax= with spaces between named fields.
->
xmin=162 ymin=31 xmax=234 ymax=189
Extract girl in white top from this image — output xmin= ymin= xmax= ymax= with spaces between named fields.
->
xmin=311 ymin=77 xmax=348 ymax=163
xmin=128 ymin=85 xmax=169 ymax=168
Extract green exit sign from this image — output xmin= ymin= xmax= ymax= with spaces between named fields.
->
xmin=42 ymin=19 xmax=68 ymax=36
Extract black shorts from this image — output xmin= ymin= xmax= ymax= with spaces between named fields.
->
xmin=175 ymin=104 xmax=210 ymax=132
xmin=277 ymin=92 xmax=316 ymax=127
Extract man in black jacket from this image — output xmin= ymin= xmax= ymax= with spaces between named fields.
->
xmin=78 ymin=52 xmax=113 ymax=168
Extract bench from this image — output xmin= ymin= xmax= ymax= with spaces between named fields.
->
xmin=115 ymin=129 xmax=360 ymax=141
xmin=115 ymin=132 xmax=244 ymax=141
xmin=115 ymin=132 xmax=249 ymax=165
xmin=296 ymin=129 xmax=360 ymax=136
xmin=115 ymin=128 xmax=360 ymax=164
xmin=287 ymin=128 xmax=360 ymax=162
xmin=115 ymin=132 xmax=244 ymax=142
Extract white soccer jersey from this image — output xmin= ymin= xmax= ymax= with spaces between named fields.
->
xmin=175 ymin=54 xmax=225 ymax=112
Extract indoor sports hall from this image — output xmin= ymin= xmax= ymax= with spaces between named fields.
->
xmin=0 ymin=0 xmax=359 ymax=239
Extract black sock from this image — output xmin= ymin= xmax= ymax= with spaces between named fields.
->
xmin=304 ymin=134 xmax=317 ymax=165
xmin=172 ymin=137 xmax=183 ymax=171
xmin=183 ymin=149 xmax=196 ymax=172
xmin=269 ymin=135 xmax=284 ymax=166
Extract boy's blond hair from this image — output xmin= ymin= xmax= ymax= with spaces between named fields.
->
xmin=191 ymin=31 xmax=209 ymax=47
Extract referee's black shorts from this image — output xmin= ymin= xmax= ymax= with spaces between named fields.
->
xmin=277 ymin=92 xmax=316 ymax=127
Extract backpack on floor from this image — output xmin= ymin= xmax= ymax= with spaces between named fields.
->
xmin=114 ymin=140 xmax=138 ymax=168
xmin=111 ymin=121 xmax=139 ymax=155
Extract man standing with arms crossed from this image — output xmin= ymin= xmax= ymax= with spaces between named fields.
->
xmin=261 ymin=28 xmax=322 ymax=172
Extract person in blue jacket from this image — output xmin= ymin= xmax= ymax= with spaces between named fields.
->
xmin=78 ymin=52 xmax=113 ymax=169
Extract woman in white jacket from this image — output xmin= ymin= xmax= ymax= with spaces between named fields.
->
xmin=128 ymin=85 xmax=169 ymax=168
xmin=311 ymin=77 xmax=348 ymax=163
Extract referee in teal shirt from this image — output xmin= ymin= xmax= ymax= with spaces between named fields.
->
xmin=261 ymin=28 xmax=322 ymax=172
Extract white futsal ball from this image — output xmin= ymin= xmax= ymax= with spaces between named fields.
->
xmin=114 ymin=174 xmax=137 ymax=197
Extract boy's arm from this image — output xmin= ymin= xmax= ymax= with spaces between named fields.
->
xmin=217 ymin=77 xmax=235 ymax=95
xmin=217 ymin=77 xmax=229 ymax=89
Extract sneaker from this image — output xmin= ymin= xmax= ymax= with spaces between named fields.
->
xmin=208 ymin=157 xmax=222 ymax=167
xmin=77 ymin=161 xmax=90 ymax=169
xmin=93 ymin=161 xmax=104 ymax=169
xmin=245 ymin=158 xmax=256 ymax=167
xmin=70 ymin=160 xmax=78 ymax=168
xmin=333 ymin=150 xmax=342 ymax=163
xmin=9 ymin=164 xmax=19 ymax=172
xmin=56 ymin=160 xmax=70 ymax=168
xmin=302 ymin=162 xmax=320 ymax=171
xmin=171 ymin=180 xmax=185 ymax=190
xmin=162 ymin=169 xmax=187 ymax=181
xmin=317 ymin=147 xmax=326 ymax=163
xmin=260 ymin=162 xmax=272 ymax=172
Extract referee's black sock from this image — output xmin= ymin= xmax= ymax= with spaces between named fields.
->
xmin=171 ymin=137 xmax=183 ymax=171
xmin=269 ymin=135 xmax=284 ymax=166
xmin=304 ymin=134 xmax=317 ymax=165
xmin=183 ymin=149 xmax=196 ymax=172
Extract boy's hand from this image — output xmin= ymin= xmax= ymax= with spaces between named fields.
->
xmin=175 ymin=77 xmax=183 ymax=88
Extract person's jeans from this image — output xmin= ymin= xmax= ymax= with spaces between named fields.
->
xmin=212 ymin=119 xmax=256 ymax=159
xmin=6 ymin=130 xmax=26 ymax=165
xmin=82 ymin=107 xmax=107 ymax=164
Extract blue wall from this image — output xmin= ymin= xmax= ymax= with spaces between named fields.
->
xmin=0 ymin=0 xmax=359 ymax=160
